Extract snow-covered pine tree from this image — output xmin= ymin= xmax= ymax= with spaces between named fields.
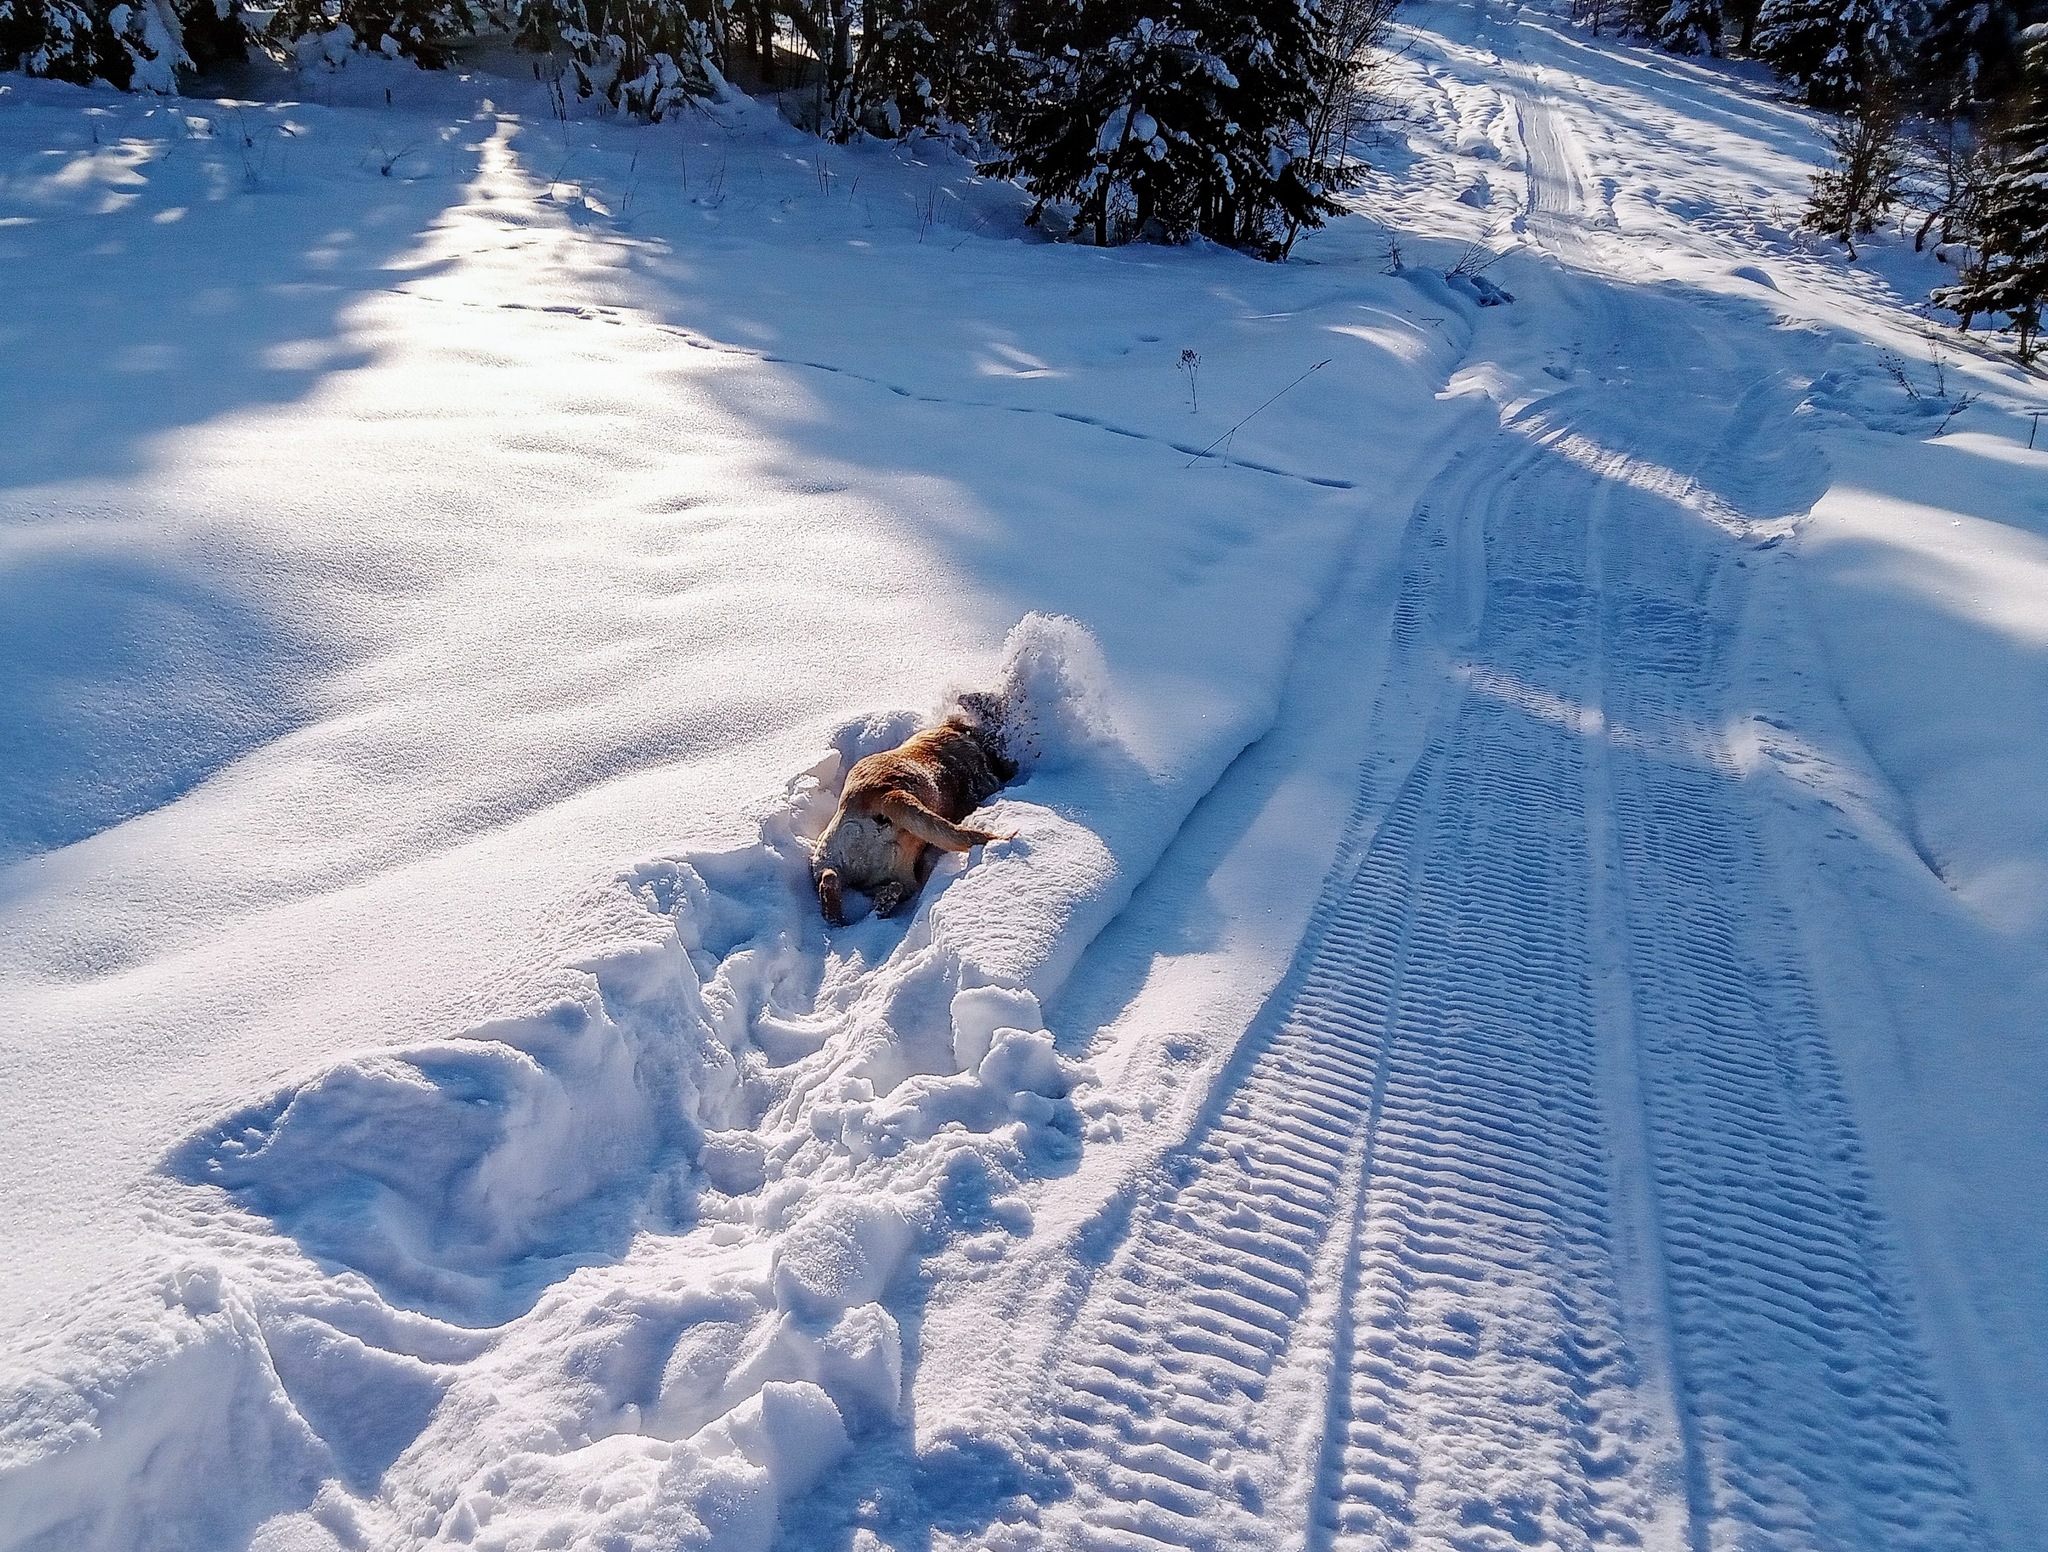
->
xmin=1755 ymin=0 xmax=1921 ymax=106
xmin=271 ymin=0 xmax=484 ymax=66
xmin=2 ymin=0 xmax=117 ymax=80
xmin=1200 ymin=0 xmax=1349 ymax=250
xmin=1 ymin=0 xmax=185 ymax=87
xmin=990 ymin=0 xmax=1347 ymax=253
xmin=1934 ymin=23 xmax=2048 ymax=355
xmin=1725 ymin=0 xmax=1764 ymax=49
xmin=515 ymin=0 xmax=725 ymax=117
xmin=1286 ymin=0 xmax=1395 ymax=252
xmin=840 ymin=0 xmax=1010 ymax=137
xmin=1919 ymin=0 xmax=2030 ymax=115
xmin=990 ymin=4 xmax=1216 ymax=244
xmin=1656 ymin=0 xmax=1722 ymax=54
xmin=178 ymin=0 xmax=246 ymax=69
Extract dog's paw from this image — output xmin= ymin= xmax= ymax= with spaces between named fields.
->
xmin=817 ymin=867 xmax=847 ymax=926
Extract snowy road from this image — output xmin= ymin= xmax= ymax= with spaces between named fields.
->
xmin=5 ymin=2 xmax=2047 ymax=1550
xmin=983 ymin=15 xmax=2024 ymax=1552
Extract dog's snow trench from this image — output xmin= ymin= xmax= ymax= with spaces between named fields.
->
xmin=153 ymin=616 xmax=1150 ymax=1545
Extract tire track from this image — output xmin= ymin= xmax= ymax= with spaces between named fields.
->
xmin=1018 ymin=495 xmax=1468 ymax=1552
xmin=1003 ymin=28 xmax=1995 ymax=1552
xmin=1307 ymin=454 xmax=1671 ymax=1552
xmin=1595 ymin=517 xmax=1993 ymax=1552
xmin=1020 ymin=439 xmax=1673 ymax=1552
xmin=1507 ymin=53 xmax=1992 ymax=1549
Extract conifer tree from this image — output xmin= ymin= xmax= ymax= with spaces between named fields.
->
xmin=840 ymin=0 xmax=1009 ymax=136
xmin=271 ymin=0 xmax=483 ymax=66
xmin=1656 ymin=0 xmax=1721 ymax=55
xmin=1919 ymin=0 xmax=2029 ymax=114
xmin=180 ymin=0 xmax=247 ymax=69
xmin=516 ymin=0 xmax=725 ymax=117
xmin=1935 ymin=24 xmax=2048 ymax=356
xmin=989 ymin=0 xmax=1348 ymax=254
xmin=1806 ymin=78 xmax=1905 ymax=248
xmin=1 ymin=0 xmax=183 ymax=87
xmin=1 ymin=0 xmax=118 ymax=81
xmin=1756 ymin=0 xmax=1920 ymax=106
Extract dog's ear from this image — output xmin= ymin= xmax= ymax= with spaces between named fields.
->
xmin=817 ymin=867 xmax=845 ymax=926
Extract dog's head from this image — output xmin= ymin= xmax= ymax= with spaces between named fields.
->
xmin=948 ymin=692 xmax=1018 ymax=783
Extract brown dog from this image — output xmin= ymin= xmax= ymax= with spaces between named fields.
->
xmin=814 ymin=712 xmax=1017 ymax=924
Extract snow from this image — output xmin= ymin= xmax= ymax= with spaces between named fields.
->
xmin=3 ymin=4 xmax=2048 ymax=1551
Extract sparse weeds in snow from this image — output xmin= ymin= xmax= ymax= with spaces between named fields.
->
xmin=1878 ymin=345 xmax=1920 ymax=400
xmin=1381 ymin=230 xmax=1404 ymax=273
xmin=1188 ymin=357 xmax=1333 ymax=469
xmin=232 ymin=110 xmax=295 ymax=190
xmin=1926 ymin=337 xmax=1957 ymax=399
xmin=617 ymin=146 xmax=643 ymax=223
xmin=1875 ymin=338 xmax=1980 ymax=431
xmin=1178 ymin=348 xmax=1201 ymax=413
xmin=544 ymin=67 xmax=571 ymax=135
xmin=1936 ymin=394 xmax=1979 ymax=433
xmin=1447 ymin=239 xmax=1503 ymax=277
xmin=369 ymin=138 xmax=422 ymax=179
xmin=543 ymin=150 xmax=578 ymax=203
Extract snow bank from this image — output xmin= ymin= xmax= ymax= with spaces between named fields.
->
xmin=2 ymin=617 xmax=1141 ymax=1548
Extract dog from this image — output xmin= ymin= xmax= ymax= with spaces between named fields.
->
xmin=814 ymin=706 xmax=1016 ymax=925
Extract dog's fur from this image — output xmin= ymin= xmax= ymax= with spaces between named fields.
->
xmin=814 ymin=711 xmax=1017 ymax=924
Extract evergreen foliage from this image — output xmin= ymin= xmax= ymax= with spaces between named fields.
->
xmin=1919 ymin=0 xmax=2032 ymax=113
xmin=180 ymin=0 xmax=246 ymax=69
xmin=1656 ymin=0 xmax=1722 ymax=55
xmin=270 ymin=0 xmax=484 ymax=67
xmin=1 ymin=0 xmax=122 ymax=83
xmin=1806 ymin=82 xmax=1906 ymax=247
xmin=837 ymin=0 xmax=1010 ymax=136
xmin=516 ymin=0 xmax=726 ymax=119
xmin=1755 ymin=0 xmax=1920 ymax=107
xmin=0 ymin=0 xmax=190 ymax=88
xmin=1290 ymin=0 xmax=1396 ymax=250
xmin=1934 ymin=23 xmax=2048 ymax=355
xmin=988 ymin=0 xmax=1352 ymax=254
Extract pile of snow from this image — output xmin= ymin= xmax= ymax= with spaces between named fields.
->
xmin=12 ymin=614 xmax=1124 ymax=1550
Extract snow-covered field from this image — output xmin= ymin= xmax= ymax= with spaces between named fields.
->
xmin=3 ymin=2 xmax=2046 ymax=1549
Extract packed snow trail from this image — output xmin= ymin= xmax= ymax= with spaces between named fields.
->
xmin=989 ymin=13 xmax=2000 ymax=1552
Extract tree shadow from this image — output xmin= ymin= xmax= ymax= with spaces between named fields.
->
xmin=0 ymin=545 xmax=338 ymax=864
xmin=0 ymin=83 xmax=485 ymax=861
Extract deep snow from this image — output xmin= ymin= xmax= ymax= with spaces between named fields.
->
xmin=2 ymin=3 xmax=2047 ymax=1550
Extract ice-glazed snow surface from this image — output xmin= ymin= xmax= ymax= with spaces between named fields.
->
xmin=3 ymin=2 xmax=2047 ymax=1550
